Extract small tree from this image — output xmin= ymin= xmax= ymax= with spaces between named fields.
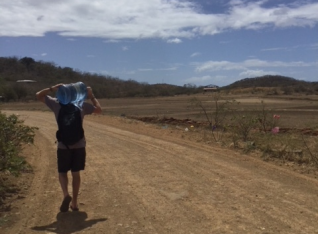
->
xmin=282 ymin=86 xmax=293 ymax=95
xmin=2 ymin=86 xmax=17 ymax=102
xmin=19 ymin=57 xmax=35 ymax=72
xmin=12 ymin=83 xmax=28 ymax=100
xmin=190 ymin=93 xmax=235 ymax=142
xmin=0 ymin=112 xmax=37 ymax=174
xmin=256 ymin=101 xmax=282 ymax=135
xmin=229 ymin=102 xmax=259 ymax=142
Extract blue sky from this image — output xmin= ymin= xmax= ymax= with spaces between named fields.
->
xmin=1 ymin=0 xmax=317 ymax=87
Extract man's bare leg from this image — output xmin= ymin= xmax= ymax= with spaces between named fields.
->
xmin=59 ymin=173 xmax=69 ymax=197
xmin=71 ymin=171 xmax=81 ymax=209
xmin=59 ymin=173 xmax=72 ymax=212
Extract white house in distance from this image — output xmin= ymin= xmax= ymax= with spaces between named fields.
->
xmin=203 ymin=84 xmax=219 ymax=92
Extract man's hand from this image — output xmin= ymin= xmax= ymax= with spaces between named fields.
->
xmin=87 ymin=87 xmax=94 ymax=99
xmin=36 ymin=83 xmax=64 ymax=103
xmin=51 ymin=83 xmax=64 ymax=92
xmin=86 ymin=86 xmax=102 ymax=114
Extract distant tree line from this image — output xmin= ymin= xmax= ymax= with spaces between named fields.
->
xmin=1 ymin=57 xmax=317 ymax=102
xmin=0 ymin=57 xmax=202 ymax=102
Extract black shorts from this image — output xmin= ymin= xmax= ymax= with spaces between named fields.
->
xmin=57 ymin=148 xmax=86 ymax=173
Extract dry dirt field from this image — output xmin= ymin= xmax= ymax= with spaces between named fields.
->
xmin=1 ymin=94 xmax=318 ymax=234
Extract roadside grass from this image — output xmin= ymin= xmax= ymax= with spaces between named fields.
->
xmin=0 ymin=111 xmax=37 ymax=214
xmin=188 ymin=92 xmax=318 ymax=168
xmin=0 ymin=214 xmax=9 ymax=226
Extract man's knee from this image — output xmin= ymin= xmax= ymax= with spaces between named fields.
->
xmin=71 ymin=171 xmax=80 ymax=178
xmin=59 ymin=172 xmax=68 ymax=178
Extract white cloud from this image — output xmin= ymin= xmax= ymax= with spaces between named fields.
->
xmin=219 ymin=41 xmax=230 ymax=44
xmin=228 ymin=0 xmax=245 ymax=6
xmin=0 ymin=0 xmax=317 ymax=39
xmin=224 ymin=1 xmax=318 ymax=30
xmin=123 ymin=70 xmax=136 ymax=75
xmin=185 ymin=75 xmax=214 ymax=83
xmin=122 ymin=46 xmax=129 ymax=51
xmin=184 ymin=75 xmax=228 ymax=85
xmin=196 ymin=59 xmax=316 ymax=72
xmin=261 ymin=47 xmax=288 ymax=52
xmin=167 ymin=38 xmax=182 ymax=43
xmin=41 ymin=53 xmax=47 ymax=56
xmin=190 ymin=52 xmax=201 ymax=57
xmin=158 ymin=67 xmax=178 ymax=71
xmin=100 ymin=70 xmax=111 ymax=75
xmin=261 ymin=44 xmax=307 ymax=52
xmin=239 ymin=69 xmax=278 ymax=78
xmin=138 ymin=67 xmax=177 ymax=72
xmin=311 ymin=43 xmax=318 ymax=50
xmin=103 ymin=39 xmax=120 ymax=43
xmin=196 ymin=60 xmax=244 ymax=72
xmin=138 ymin=68 xmax=153 ymax=71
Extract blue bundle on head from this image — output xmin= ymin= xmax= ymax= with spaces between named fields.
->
xmin=56 ymin=82 xmax=87 ymax=108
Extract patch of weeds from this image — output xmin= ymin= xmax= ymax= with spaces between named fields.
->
xmin=230 ymin=134 xmax=239 ymax=149
xmin=260 ymin=145 xmax=274 ymax=161
xmin=302 ymin=134 xmax=318 ymax=166
xmin=230 ymin=112 xmax=259 ymax=142
xmin=189 ymin=93 xmax=236 ymax=142
xmin=0 ymin=214 xmax=10 ymax=226
xmin=243 ymin=141 xmax=256 ymax=154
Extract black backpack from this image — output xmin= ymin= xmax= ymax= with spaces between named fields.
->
xmin=56 ymin=103 xmax=84 ymax=148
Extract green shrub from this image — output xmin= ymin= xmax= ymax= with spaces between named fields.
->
xmin=0 ymin=111 xmax=37 ymax=208
xmin=0 ymin=112 xmax=37 ymax=175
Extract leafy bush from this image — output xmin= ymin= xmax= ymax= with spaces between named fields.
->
xmin=0 ymin=112 xmax=37 ymax=175
xmin=2 ymin=87 xmax=17 ymax=102
xmin=230 ymin=112 xmax=258 ymax=142
xmin=0 ymin=111 xmax=37 ymax=207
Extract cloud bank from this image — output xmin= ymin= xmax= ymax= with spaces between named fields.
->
xmin=1 ymin=0 xmax=317 ymax=40
xmin=195 ymin=59 xmax=317 ymax=72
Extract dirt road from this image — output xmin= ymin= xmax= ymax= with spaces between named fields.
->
xmin=2 ymin=111 xmax=318 ymax=234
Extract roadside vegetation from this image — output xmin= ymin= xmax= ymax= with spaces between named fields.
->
xmin=0 ymin=111 xmax=37 ymax=213
xmin=190 ymin=92 xmax=318 ymax=169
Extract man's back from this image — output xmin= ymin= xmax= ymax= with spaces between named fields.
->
xmin=56 ymin=103 xmax=84 ymax=148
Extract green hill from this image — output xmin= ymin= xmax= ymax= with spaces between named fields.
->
xmin=221 ymin=75 xmax=318 ymax=95
xmin=0 ymin=57 xmax=201 ymax=101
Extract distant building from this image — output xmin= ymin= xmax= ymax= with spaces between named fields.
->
xmin=203 ymin=84 xmax=219 ymax=92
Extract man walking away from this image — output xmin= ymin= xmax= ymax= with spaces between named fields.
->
xmin=36 ymin=83 xmax=102 ymax=212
